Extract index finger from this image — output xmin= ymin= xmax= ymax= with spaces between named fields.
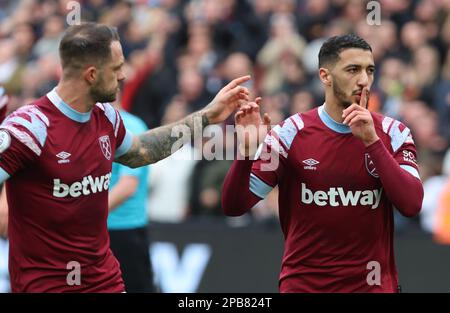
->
xmin=360 ymin=87 xmax=369 ymax=109
xmin=223 ymin=75 xmax=251 ymax=92
xmin=342 ymin=103 xmax=363 ymax=118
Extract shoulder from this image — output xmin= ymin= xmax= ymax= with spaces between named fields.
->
xmin=0 ymin=102 xmax=50 ymax=156
xmin=271 ymin=107 xmax=319 ymax=139
xmin=371 ymin=112 xmax=414 ymax=152
xmin=95 ymin=102 xmax=118 ymax=123
xmin=95 ymin=102 xmax=122 ymax=136
xmin=266 ymin=112 xmax=305 ymax=158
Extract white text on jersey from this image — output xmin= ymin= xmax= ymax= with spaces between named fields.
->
xmin=301 ymin=183 xmax=383 ymax=209
xmin=53 ymin=173 xmax=112 ymax=198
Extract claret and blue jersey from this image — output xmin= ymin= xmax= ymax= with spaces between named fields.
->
xmin=249 ymin=104 xmax=420 ymax=292
xmin=0 ymin=88 xmax=133 ymax=292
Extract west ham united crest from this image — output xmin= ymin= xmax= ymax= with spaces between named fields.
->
xmin=99 ymin=135 xmax=112 ymax=160
xmin=365 ymin=153 xmax=379 ymax=178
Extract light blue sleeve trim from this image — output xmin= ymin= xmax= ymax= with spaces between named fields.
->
xmin=8 ymin=115 xmax=47 ymax=146
xmin=103 ymin=103 xmax=117 ymax=129
xmin=249 ymin=173 xmax=274 ymax=199
xmin=400 ymin=165 xmax=421 ymax=180
xmin=0 ymin=167 xmax=10 ymax=184
xmin=115 ymin=129 xmax=133 ymax=158
xmin=389 ymin=121 xmax=411 ymax=152
xmin=272 ymin=119 xmax=297 ymax=149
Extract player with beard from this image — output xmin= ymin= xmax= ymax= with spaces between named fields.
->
xmin=0 ymin=23 xmax=251 ymax=292
xmin=222 ymin=34 xmax=424 ymax=292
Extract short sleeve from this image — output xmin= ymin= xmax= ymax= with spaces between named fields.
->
xmin=0 ymin=105 xmax=48 ymax=176
xmin=96 ymin=103 xmax=133 ymax=158
xmin=250 ymin=114 xmax=304 ymax=198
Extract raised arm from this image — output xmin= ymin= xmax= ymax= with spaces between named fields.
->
xmin=222 ymin=98 xmax=273 ymax=216
xmin=116 ymin=76 xmax=250 ymax=168
xmin=342 ymin=88 xmax=423 ymax=217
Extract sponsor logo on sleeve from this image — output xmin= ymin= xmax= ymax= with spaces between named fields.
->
xmin=402 ymin=150 xmax=417 ymax=165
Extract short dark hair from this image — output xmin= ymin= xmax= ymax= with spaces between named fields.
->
xmin=59 ymin=22 xmax=120 ymax=72
xmin=318 ymin=34 xmax=372 ymax=68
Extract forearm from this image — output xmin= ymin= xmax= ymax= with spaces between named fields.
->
xmin=222 ymin=159 xmax=261 ymax=216
xmin=366 ymin=140 xmax=424 ymax=217
xmin=116 ymin=111 xmax=209 ymax=168
xmin=108 ymin=192 xmax=131 ymax=212
xmin=108 ymin=176 xmax=138 ymax=212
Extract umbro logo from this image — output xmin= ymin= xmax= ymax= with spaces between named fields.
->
xmin=303 ymin=158 xmax=319 ymax=170
xmin=56 ymin=151 xmax=71 ymax=164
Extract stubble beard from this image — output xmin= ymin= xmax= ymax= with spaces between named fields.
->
xmin=90 ymin=78 xmax=117 ymax=103
xmin=332 ymin=78 xmax=353 ymax=109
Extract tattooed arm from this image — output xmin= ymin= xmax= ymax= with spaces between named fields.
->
xmin=116 ymin=111 xmax=208 ymax=167
xmin=116 ymin=75 xmax=251 ymax=168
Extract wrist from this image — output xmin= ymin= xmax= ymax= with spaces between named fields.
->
xmin=363 ymin=135 xmax=380 ymax=147
xmin=200 ymin=109 xmax=211 ymax=127
xmin=238 ymin=144 xmax=257 ymax=159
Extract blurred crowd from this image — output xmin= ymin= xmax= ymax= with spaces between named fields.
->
xmin=1 ymin=0 xmax=450 ymax=239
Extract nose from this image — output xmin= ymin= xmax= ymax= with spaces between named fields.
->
xmin=117 ymin=69 xmax=126 ymax=82
xmin=357 ymin=71 xmax=369 ymax=87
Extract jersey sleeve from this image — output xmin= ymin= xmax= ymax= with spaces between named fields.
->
xmin=0 ymin=86 xmax=9 ymax=124
xmin=0 ymin=105 xmax=48 ymax=177
xmin=97 ymin=103 xmax=133 ymax=158
xmin=250 ymin=114 xmax=304 ymax=198
xmin=381 ymin=116 xmax=420 ymax=180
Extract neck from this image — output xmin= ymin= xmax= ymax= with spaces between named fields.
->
xmin=324 ymin=92 xmax=345 ymax=123
xmin=56 ymin=78 xmax=95 ymax=113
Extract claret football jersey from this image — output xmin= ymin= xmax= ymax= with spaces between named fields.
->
xmin=0 ymin=88 xmax=133 ymax=292
xmin=250 ymin=104 xmax=420 ymax=292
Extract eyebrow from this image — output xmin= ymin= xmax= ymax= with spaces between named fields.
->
xmin=114 ymin=62 xmax=124 ymax=69
xmin=344 ymin=64 xmax=376 ymax=70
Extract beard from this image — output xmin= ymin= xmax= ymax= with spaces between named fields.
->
xmin=90 ymin=79 xmax=117 ymax=103
xmin=332 ymin=77 xmax=353 ymax=108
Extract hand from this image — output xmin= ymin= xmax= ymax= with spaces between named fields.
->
xmin=203 ymin=76 xmax=251 ymax=125
xmin=342 ymin=87 xmax=379 ymax=146
xmin=235 ymin=97 xmax=271 ymax=157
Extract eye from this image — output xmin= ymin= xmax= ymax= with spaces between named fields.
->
xmin=368 ymin=68 xmax=375 ymax=74
xmin=348 ymin=68 xmax=358 ymax=74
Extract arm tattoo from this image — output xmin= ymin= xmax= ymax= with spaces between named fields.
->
xmin=116 ymin=111 xmax=209 ymax=168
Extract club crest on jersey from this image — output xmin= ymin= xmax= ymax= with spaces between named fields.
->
xmin=99 ymin=135 xmax=112 ymax=160
xmin=365 ymin=153 xmax=379 ymax=178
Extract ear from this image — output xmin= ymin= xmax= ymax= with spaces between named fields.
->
xmin=319 ymin=67 xmax=332 ymax=87
xmin=83 ymin=66 xmax=97 ymax=85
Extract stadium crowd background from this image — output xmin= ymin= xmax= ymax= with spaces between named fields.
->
xmin=0 ymin=0 xmax=449 ymax=237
